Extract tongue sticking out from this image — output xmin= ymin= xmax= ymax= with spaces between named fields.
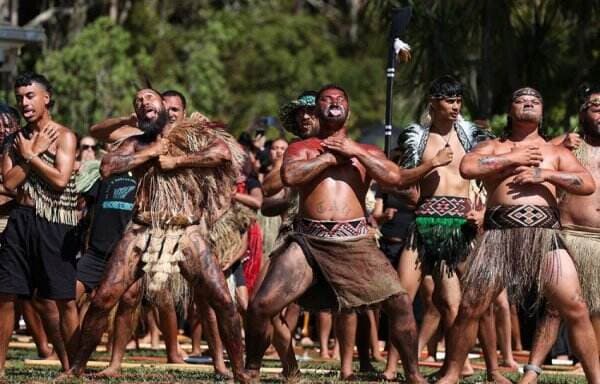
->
xmin=328 ymin=107 xmax=342 ymax=117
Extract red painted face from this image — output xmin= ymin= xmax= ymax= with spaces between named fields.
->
xmin=317 ymin=88 xmax=349 ymax=124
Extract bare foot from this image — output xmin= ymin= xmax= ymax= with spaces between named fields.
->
xmin=517 ymin=370 xmax=539 ymax=384
xmin=95 ymin=366 xmax=122 ymax=378
xmin=486 ymin=370 xmax=512 ymax=384
xmin=235 ymin=369 xmax=255 ymax=384
xmin=461 ymin=359 xmax=475 ymax=377
xmin=339 ymin=373 xmax=357 ymax=381
xmin=500 ymin=359 xmax=520 ymax=371
xmin=378 ymin=371 xmax=396 ymax=381
xmin=372 ymin=353 xmax=386 ymax=363
xmin=405 ymin=373 xmax=428 ymax=384
xmin=54 ymin=370 xmax=78 ymax=381
xmin=319 ymin=348 xmax=331 ymax=359
xmin=167 ymin=352 xmax=186 ymax=364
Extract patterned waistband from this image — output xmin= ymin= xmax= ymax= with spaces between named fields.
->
xmin=294 ymin=217 xmax=369 ymax=239
xmin=484 ymin=205 xmax=561 ymax=230
xmin=415 ymin=196 xmax=471 ymax=218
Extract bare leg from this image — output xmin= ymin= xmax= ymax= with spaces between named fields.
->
xmin=593 ymin=316 xmax=600 ymax=356
xmin=495 ymin=290 xmax=518 ymax=369
xmin=479 ymin=304 xmax=511 ymax=384
xmin=145 ymin=305 xmax=161 ymax=348
xmin=432 ymin=266 xmax=475 ymax=376
xmin=179 ymin=226 xmax=251 ymax=383
xmin=437 ymin=287 xmax=498 ymax=383
xmin=318 ymin=311 xmax=333 ymax=358
xmin=65 ymin=225 xmax=143 ymax=376
xmin=33 ymin=298 xmax=70 ymax=370
xmin=417 ymin=276 xmax=441 ymax=358
xmin=156 ymin=295 xmax=185 ymax=363
xmin=382 ymin=294 xmax=426 ymax=384
xmin=96 ymin=280 xmax=142 ymax=377
xmin=56 ymin=299 xmax=80 ymax=365
xmin=195 ymin=292 xmax=230 ymax=377
xmin=245 ymin=242 xmax=314 ymax=378
xmin=187 ymin=297 xmax=202 ymax=355
xmin=368 ymin=309 xmax=384 ymax=361
xmin=543 ymin=250 xmax=600 ymax=383
xmin=383 ymin=246 xmax=422 ymax=380
xmin=518 ymin=307 xmax=560 ymax=384
xmin=0 ymin=295 xmax=16 ymax=376
xmin=272 ymin=303 xmax=301 ymax=377
xmin=20 ymin=299 xmax=53 ymax=358
xmin=510 ymin=304 xmax=523 ymax=351
xmin=337 ymin=311 xmax=358 ymax=379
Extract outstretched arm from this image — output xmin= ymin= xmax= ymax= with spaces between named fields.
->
xmin=89 ymin=114 xmax=140 ymax=142
xmin=100 ymin=138 xmax=166 ymax=178
xmin=281 ymin=141 xmax=335 ymax=187
xmin=158 ymin=138 xmax=232 ymax=170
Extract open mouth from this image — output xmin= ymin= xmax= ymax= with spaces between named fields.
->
xmin=327 ymin=106 xmax=343 ymax=117
xmin=23 ymin=109 xmax=34 ymax=119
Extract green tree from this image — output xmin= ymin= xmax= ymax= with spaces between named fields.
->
xmin=36 ymin=17 xmax=150 ymax=134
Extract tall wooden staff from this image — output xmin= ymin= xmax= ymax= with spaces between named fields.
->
xmin=384 ymin=7 xmax=412 ymax=158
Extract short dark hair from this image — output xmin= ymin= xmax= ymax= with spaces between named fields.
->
xmin=317 ymin=84 xmax=349 ymax=103
xmin=14 ymin=72 xmax=55 ymax=108
xmin=428 ymin=75 xmax=463 ymax=99
xmin=161 ymin=90 xmax=187 ymax=109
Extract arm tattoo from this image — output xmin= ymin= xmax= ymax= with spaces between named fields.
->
xmin=103 ymin=154 xmax=134 ymax=175
xmin=550 ymin=173 xmax=583 ymax=187
xmin=478 ymin=156 xmax=511 ymax=170
xmin=359 ymin=155 xmax=396 ymax=184
xmin=533 ymin=167 xmax=542 ymax=179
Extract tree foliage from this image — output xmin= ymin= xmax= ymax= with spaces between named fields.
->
xmin=17 ymin=0 xmax=600 ymax=139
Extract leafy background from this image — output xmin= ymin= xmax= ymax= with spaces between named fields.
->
xmin=13 ymin=0 xmax=600 ymax=143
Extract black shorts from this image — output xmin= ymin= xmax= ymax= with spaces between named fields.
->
xmin=0 ymin=206 xmax=79 ymax=300
xmin=77 ymin=249 xmax=109 ymax=293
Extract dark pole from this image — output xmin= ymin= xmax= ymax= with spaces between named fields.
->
xmin=384 ymin=7 xmax=412 ymax=159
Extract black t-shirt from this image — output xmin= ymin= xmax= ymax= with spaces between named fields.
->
xmin=85 ymin=173 xmax=136 ymax=257
xmin=246 ymin=176 xmax=261 ymax=193
xmin=374 ymin=185 xmax=415 ymax=239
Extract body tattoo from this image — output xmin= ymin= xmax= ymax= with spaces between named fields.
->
xmin=548 ymin=173 xmax=583 ymax=188
xmin=478 ymin=156 xmax=512 ymax=170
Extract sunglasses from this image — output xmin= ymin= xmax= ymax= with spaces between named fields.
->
xmin=81 ymin=144 xmax=97 ymax=150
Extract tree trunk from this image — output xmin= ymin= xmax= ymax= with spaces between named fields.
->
xmin=476 ymin=0 xmax=492 ymax=119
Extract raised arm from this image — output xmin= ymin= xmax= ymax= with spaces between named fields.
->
xmin=100 ymin=137 xmax=166 ymax=178
xmin=158 ymin=138 xmax=232 ymax=171
xmin=281 ymin=141 xmax=335 ymax=187
xmin=459 ymin=140 xmax=542 ymax=179
xmin=89 ymin=114 xmax=140 ymax=142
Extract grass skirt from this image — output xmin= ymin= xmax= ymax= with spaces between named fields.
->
xmin=561 ymin=224 xmax=600 ymax=315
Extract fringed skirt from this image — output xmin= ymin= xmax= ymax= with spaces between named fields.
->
xmin=561 ymin=224 xmax=600 ymax=315
xmin=407 ymin=196 xmax=475 ymax=275
xmin=462 ymin=205 xmax=563 ymax=309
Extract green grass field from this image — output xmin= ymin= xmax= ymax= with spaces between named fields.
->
xmin=4 ymin=347 xmax=588 ymax=383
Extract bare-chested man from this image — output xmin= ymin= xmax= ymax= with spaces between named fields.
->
xmin=0 ymin=72 xmax=79 ymax=374
xmin=245 ymin=84 xmax=429 ymax=383
xmin=436 ymin=87 xmax=600 ymax=384
xmin=385 ymin=76 xmax=513 ymax=382
xmin=63 ymin=88 xmax=250 ymax=382
xmin=518 ymin=85 xmax=600 ymax=383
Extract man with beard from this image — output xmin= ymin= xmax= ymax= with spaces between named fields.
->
xmin=77 ymin=90 xmax=189 ymax=378
xmin=0 ymin=72 xmax=79 ymax=374
xmin=245 ymin=84 xmax=429 ymax=383
xmin=436 ymin=87 xmax=600 ymax=384
xmin=62 ymin=88 xmax=251 ymax=383
xmin=518 ymin=84 xmax=600 ymax=384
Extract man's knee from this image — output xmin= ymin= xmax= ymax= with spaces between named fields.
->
xmin=90 ymin=287 xmax=120 ymax=312
xmin=432 ymin=293 xmax=460 ymax=317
